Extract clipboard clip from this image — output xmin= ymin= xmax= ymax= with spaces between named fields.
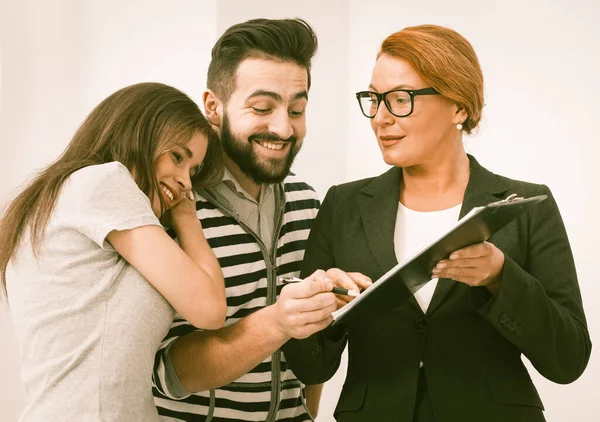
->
xmin=490 ymin=193 xmax=524 ymax=205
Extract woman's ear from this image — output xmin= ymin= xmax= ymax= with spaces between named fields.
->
xmin=203 ymin=90 xmax=223 ymax=130
xmin=453 ymin=105 xmax=469 ymax=126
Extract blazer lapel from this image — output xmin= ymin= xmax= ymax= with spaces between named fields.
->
xmin=427 ymin=155 xmax=509 ymax=315
xmin=357 ymin=166 xmax=402 ymax=275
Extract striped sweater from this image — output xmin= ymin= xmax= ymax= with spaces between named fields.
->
xmin=153 ymin=174 xmax=320 ymax=422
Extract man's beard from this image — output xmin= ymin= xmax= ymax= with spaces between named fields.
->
xmin=220 ymin=114 xmax=301 ymax=184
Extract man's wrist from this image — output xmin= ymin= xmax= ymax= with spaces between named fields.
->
xmin=260 ymin=305 xmax=292 ymax=345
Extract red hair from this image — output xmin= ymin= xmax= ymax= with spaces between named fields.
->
xmin=379 ymin=25 xmax=484 ymax=134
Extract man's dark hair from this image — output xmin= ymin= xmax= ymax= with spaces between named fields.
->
xmin=207 ymin=18 xmax=318 ymax=102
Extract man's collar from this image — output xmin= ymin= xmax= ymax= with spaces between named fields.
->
xmin=218 ymin=167 xmax=254 ymax=203
xmin=219 ymin=166 xmax=280 ymax=204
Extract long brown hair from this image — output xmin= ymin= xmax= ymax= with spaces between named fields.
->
xmin=379 ymin=25 xmax=484 ymax=134
xmin=0 ymin=82 xmax=223 ymax=295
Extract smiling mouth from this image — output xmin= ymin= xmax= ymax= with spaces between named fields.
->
xmin=160 ymin=183 xmax=175 ymax=204
xmin=254 ymin=140 xmax=289 ymax=151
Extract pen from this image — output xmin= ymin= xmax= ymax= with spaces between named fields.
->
xmin=279 ymin=276 xmax=360 ymax=297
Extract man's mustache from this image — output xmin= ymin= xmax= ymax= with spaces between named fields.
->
xmin=248 ymin=132 xmax=297 ymax=144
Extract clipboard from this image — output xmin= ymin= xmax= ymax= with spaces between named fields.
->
xmin=330 ymin=194 xmax=547 ymax=326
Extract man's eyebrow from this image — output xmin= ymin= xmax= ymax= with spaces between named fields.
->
xmin=183 ymin=146 xmax=193 ymax=158
xmin=246 ymin=90 xmax=282 ymax=102
xmin=246 ymin=90 xmax=309 ymax=102
xmin=292 ymin=91 xmax=308 ymax=101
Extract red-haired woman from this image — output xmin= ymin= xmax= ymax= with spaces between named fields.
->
xmin=284 ymin=25 xmax=590 ymax=422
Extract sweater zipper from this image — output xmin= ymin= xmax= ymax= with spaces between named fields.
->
xmin=265 ymin=191 xmax=285 ymax=422
xmin=201 ymin=189 xmax=287 ymax=422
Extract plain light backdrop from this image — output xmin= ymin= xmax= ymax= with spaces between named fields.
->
xmin=1 ymin=1 xmax=598 ymax=421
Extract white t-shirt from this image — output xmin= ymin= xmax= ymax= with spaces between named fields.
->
xmin=393 ymin=202 xmax=462 ymax=313
xmin=7 ymin=162 xmax=175 ymax=421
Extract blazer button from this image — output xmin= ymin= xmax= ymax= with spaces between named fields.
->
xmin=508 ymin=321 xmax=517 ymax=331
xmin=311 ymin=343 xmax=321 ymax=357
xmin=414 ymin=319 xmax=428 ymax=333
xmin=515 ymin=326 xmax=524 ymax=336
xmin=500 ymin=314 xmax=508 ymax=324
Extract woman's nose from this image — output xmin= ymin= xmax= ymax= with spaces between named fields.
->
xmin=175 ymin=172 xmax=192 ymax=192
xmin=373 ymin=101 xmax=394 ymax=126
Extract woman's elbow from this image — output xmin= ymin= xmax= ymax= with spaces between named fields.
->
xmin=185 ymin=289 xmax=227 ymax=329
xmin=538 ymin=337 xmax=592 ymax=384
xmin=545 ymin=362 xmax=589 ymax=385
xmin=189 ymin=302 xmax=227 ymax=330
xmin=206 ymin=303 xmax=228 ymax=329
xmin=562 ymin=344 xmax=592 ymax=384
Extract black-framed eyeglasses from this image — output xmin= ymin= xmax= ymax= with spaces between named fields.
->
xmin=355 ymin=88 xmax=439 ymax=118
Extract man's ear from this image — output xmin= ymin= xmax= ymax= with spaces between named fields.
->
xmin=203 ymin=89 xmax=223 ymax=130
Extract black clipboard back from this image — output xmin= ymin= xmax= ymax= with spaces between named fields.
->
xmin=330 ymin=194 xmax=547 ymax=326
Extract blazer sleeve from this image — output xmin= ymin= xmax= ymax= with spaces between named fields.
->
xmin=474 ymin=184 xmax=591 ymax=384
xmin=282 ymin=185 xmax=348 ymax=384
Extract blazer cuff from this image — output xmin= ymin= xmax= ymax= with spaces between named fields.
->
xmin=479 ymin=255 xmax=532 ymax=335
xmin=282 ymin=328 xmax=347 ymax=385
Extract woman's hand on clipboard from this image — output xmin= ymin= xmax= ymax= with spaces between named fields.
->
xmin=431 ymin=241 xmax=505 ymax=295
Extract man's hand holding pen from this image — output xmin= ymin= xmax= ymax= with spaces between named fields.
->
xmin=274 ymin=270 xmax=373 ymax=340
xmin=324 ymin=268 xmax=372 ymax=309
xmin=280 ymin=269 xmax=372 ymax=309
xmin=273 ymin=270 xmax=337 ymax=340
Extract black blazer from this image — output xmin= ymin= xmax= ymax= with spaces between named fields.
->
xmin=283 ymin=155 xmax=591 ymax=422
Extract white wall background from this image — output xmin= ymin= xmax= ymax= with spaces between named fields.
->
xmin=1 ymin=1 xmax=598 ymax=421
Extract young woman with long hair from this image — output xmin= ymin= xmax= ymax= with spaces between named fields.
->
xmin=0 ymin=82 xmax=227 ymax=421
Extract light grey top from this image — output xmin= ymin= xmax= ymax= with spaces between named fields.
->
xmin=7 ymin=162 xmax=175 ymax=421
